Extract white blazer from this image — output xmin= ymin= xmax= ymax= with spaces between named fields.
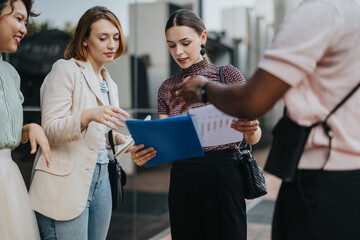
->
xmin=29 ymin=58 xmax=120 ymax=221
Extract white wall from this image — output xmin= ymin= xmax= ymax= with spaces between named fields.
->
xmin=105 ymin=55 xmax=132 ymax=109
xmin=256 ymin=0 xmax=275 ymax=24
xmin=222 ymin=7 xmax=249 ymax=41
xmin=128 ymin=2 xmax=171 ymax=109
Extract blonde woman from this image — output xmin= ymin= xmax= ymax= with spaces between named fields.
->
xmin=29 ymin=6 xmax=128 ymax=240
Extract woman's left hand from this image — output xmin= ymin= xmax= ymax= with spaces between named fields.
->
xmin=130 ymin=144 xmax=157 ymax=166
xmin=231 ymin=119 xmax=259 ymax=135
xmin=22 ymin=123 xmax=51 ymax=167
xmin=231 ymin=119 xmax=262 ymax=145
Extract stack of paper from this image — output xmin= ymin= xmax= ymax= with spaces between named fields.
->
xmin=189 ymin=104 xmax=243 ymax=147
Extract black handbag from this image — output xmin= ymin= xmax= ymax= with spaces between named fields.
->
xmin=236 ymin=141 xmax=267 ymax=199
xmin=265 ymin=82 xmax=360 ymax=182
xmin=219 ymin=66 xmax=267 ymax=199
xmin=108 ymin=130 xmax=127 ymax=211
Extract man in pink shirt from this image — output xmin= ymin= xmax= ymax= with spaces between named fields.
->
xmin=169 ymin=0 xmax=360 ymax=239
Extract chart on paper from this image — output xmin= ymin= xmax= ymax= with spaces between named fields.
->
xmin=189 ymin=105 xmax=243 ymax=147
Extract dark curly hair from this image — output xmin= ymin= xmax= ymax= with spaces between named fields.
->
xmin=0 ymin=0 xmax=38 ymax=19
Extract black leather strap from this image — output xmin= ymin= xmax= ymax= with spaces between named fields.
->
xmin=219 ymin=66 xmax=225 ymax=84
xmin=284 ymin=81 xmax=360 ymax=168
xmin=108 ymin=130 xmax=116 ymax=155
xmin=325 ymin=82 xmax=360 ymax=122
xmin=106 ymin=87 xmax=118 ymax=158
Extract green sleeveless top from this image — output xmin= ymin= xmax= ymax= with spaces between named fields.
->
xmin=0 ymin=55 xmax=24 ymax=149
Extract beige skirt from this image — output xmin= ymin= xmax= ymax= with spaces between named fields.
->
xmin=0 ymin=149 xmax=40 ymax=240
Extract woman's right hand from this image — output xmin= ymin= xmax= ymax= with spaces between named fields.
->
xmin=130 ymin=144 xmax=157 ymax=166
xmin=81 ymin=106 xmax=129 ymax=130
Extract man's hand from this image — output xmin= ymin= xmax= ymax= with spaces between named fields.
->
xmin=169 ymin=75 xmax=209 ymax=112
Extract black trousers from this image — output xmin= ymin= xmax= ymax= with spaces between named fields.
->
xmin=272 ymin=169 xmax=360 ymax=240
xmin=168 ymin=150 xmax=247 ymax=240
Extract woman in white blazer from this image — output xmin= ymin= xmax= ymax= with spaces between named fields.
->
xmin=29 ymin=6 xmax=128 ymax=240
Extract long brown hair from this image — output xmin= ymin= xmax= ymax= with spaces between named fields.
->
xmin=64 ymin=6 xmax=126 ymax=61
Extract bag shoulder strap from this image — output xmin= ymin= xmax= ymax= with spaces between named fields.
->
xmin=108 ymin=130 xmax=120 ymax=164
xmin=106 ymin=88 xmax=119 ymax=159
xmin=324 ymin=82 xmax=360 ymax=122
xmin=285 ymin=81 xmax=360 ymax=127
xmin=108 ymin=130 xmax=116 ymax=155
xmin=219 ymin=66 xmax=225 ymax=84
xmin=321 ymin=82 xmax=360 ymax=165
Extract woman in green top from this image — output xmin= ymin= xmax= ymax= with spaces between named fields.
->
xmin=0 ymin=0 xmax=51 ymax=239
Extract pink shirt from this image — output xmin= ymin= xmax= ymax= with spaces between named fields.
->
xmin=259 ymin=0 xmax=360 ymax=170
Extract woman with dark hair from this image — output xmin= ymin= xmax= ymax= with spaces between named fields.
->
xmin=130 ymin=9 xmax=262 ymax=240
xmin=171 ymin=1 xmax=360 ymax=240
xmin=29 ymin=6 xmax=129 ymax=240
xmin=0 ymin=0 xmax=51 ymax=239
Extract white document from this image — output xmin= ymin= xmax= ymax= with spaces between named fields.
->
xmin=144 ymin=115 xmax=152 ymax=121
xmin=189 ymin=105 xmax=243 ymax=147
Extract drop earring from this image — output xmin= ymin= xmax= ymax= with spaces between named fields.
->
xmin=200 ymin=44 xmax=206 ymax=56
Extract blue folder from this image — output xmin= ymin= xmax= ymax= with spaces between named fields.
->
xmin=125 ymin=115 xmax=204 ymax=167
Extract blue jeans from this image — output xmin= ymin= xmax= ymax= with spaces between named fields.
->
xmin=36 ymin=163 xmax=112 ymax=240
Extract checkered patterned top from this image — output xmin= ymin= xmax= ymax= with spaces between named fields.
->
xmin=158 ymin=58 xmax=246 ymax=152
